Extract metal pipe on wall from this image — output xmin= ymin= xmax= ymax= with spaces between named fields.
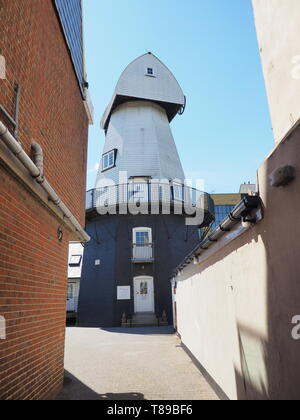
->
xmin=31 ymin=141 xmax=44 ymax=182
xmin=174 ymin=195 xmax=261 ymax=274
xmin=0 ymin=121 xmax=90 ymax=242
xmin=0 ymin=105 xmax=17 ymax=128
xmin=14 ymin=84 xmax=21 ymax=139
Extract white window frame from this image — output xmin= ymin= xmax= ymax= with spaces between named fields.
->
xmin=145 ymin=66 xmax=156 ymax=77
xmin=132 ymin=228 xmax=153 ymax=262
xmin=69 ymin=255 xmax=82 ymax=266
xmin=102 ymin=150 xmax=116 ymax=171
xmin=133 ymin=227 xmax=152 ymax=245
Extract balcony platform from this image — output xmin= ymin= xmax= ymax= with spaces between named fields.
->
xmin=86 ymin=183 xmax=215 ymax=228
xmin=132 ymin=258 xmax=154 ymax=263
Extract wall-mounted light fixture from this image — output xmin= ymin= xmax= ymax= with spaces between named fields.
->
xmin=269 ymin=165 xmax=295 ymax=187
xmin=57 ymin=227 xmax=63 ymax=242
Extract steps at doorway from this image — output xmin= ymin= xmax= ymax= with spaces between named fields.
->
xmin=132 ymin=312 xmax=157 ymax=327
xmin=122 ymin=312 xmax=169 ymax=328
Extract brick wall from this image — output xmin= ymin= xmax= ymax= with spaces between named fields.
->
xmin=0 ymin=0 xmax=88 ymax=225
xmin=0 ymin=0 xmax=89 ymax=399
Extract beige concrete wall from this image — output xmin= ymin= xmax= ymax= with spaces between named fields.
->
xmin=252 ymin=0 xmax=300 ymax=144
xmin=176 ymin=126 xmax=300 ymax=399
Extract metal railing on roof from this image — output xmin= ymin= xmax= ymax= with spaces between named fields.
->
xmin=86 ymin=183 xmax=215 ymax=226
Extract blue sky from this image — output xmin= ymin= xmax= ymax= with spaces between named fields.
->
xmin=83 ymin=0 xmax=273 ymax=194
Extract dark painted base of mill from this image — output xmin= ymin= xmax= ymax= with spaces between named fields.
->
xmin=77 ymin=213 xmax=200 ymax=328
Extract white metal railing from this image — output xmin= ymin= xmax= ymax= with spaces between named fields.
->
xmin=86 ymin=183 xmax=212 ymax=209
xmin=132 ymin=243 xmax=154 ymax=262
xmin=86 ymin=183 xmax=215 ymax=227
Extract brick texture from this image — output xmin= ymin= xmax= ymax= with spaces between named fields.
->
xmin=0 ymin=0 xmax=89 ymax=399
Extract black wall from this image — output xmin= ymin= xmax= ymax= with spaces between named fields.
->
xmin=78 ymin=213 xmax=200 ymax=327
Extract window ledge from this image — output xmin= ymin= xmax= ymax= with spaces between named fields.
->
xmin=101 ymin=164 xmax=116 ymax=173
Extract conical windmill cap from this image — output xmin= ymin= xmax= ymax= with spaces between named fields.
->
xmin=101 ymin=53 xmax=186 ymax=130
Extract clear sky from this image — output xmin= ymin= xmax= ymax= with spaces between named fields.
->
xmin=83 ymin=0 xmax=274 ymax=194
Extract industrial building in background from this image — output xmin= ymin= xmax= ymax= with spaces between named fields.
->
xmin=0 ymin=0 xmax=92 ymax=400
xmin=78 ymin=53 xmax=214 ymax=328
xmin=211 ymin=189 xmax=249 ymax=230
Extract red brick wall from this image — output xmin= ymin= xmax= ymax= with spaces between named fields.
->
xmin=0 ymin=0 xmax=88 ymax=225
xmin=0 ymin=0 xmax=89 ymax=400
xmin=0 ymin=166 xmax=70 ymax=400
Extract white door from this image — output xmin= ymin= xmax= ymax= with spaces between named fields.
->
xmin=67 ymin=283 xmax=78 ymax=312
xmin=134 ymin=276 xmax=155 ymax=313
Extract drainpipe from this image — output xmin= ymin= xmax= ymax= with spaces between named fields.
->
xmin=174 ymin=195 xmax=261 ymax=274
xmin=0 ymin=121 xmax=90 ymax=242
xmin=31 ymin=141 xmax=44 ymax=182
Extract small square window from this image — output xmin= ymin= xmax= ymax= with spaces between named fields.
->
xmin=102 ymin=150 xmax=116 ymax=171
xmin=145 ymin=67 xmax=155 ymax=77
xmin=69 ymin=255 xmax=82 ymax=266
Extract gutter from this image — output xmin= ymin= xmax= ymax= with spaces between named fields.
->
xmin=173 ymin=195 xmax=261 ymax=275
xmin=0 ymin=121 xmax=90 ymax=242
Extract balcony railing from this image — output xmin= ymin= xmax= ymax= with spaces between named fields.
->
xmin=86 ymin=183 xmax=215 ymax=226
xmin=132 ymin=243 xmax=154 ymax=263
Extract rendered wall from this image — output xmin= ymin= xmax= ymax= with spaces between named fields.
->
xmin=176 ymin=126 xmax=300 ymax=400
xmin=252 ymin=0 xmax=300 ymax=144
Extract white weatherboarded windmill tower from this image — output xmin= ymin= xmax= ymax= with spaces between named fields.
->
xmin=97 ymin=53 xmax=186 ymax=185
xmin=79 ymin=53 xmax=214 ymax=327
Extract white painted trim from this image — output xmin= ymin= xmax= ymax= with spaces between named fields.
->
xmin=133 ymin=227 xmax=152 ymax=243
xmin=133 ymin=276 xmax=155 ymax=313
xmin=145 ymin=65 xmax=156 ymax=77
xmin=102 ymin=150 xmax=116 ymax=171
xmin=67 ymin=280 xmax=80 ymax=313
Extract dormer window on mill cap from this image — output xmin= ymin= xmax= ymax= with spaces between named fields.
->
xmin=146 ymin=67 xmax=155 ymax=77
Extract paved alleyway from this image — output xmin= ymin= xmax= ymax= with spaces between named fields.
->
xmin=57 ymin=326 xmax=219 ymax=400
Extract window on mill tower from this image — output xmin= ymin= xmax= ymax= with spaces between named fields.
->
xmin=146 ymin=67 xmax=155 ymax=77
xmin=102 ymin=150 xmax=117 ymax=171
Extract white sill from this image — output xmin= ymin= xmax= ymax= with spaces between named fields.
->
xmin=101 ymin=164 xmax=115 ymax=172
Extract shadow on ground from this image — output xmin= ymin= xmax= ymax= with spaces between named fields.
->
xmin=56 ymin=371 xmax=145 ymax=401
xmin=100 ymin=326 xmax=175 ymax=335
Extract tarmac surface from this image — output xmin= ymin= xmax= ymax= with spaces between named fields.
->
xmin=57 ymin=326 xmax=219 ymax=401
